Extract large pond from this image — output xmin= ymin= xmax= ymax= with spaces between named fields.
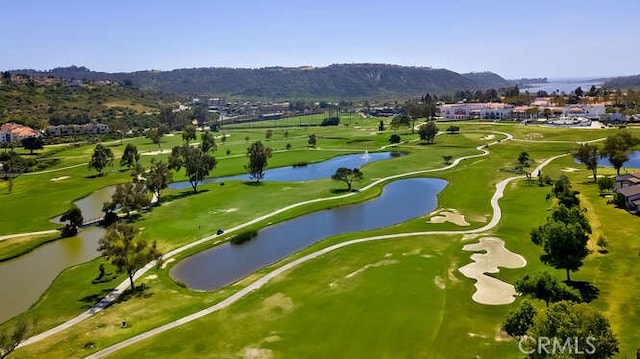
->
xmin=170 ymin=178 xmax=447 ymax=291
xmin=0 ymin=151 xmax=399 ymax=324
xmin=168 ymin=151 xmax=396 ymax=189
xmin=0 ymin=227 xmax=104 ymax=324
xmin=574 ymin=150 xmax=640 ymax=168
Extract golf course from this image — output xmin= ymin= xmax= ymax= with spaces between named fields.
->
xmin=1 ymin=116 xmax=639 ymax=358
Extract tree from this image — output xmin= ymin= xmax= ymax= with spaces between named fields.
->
xmin=98 ymin=222 xmax=161 ymax=291
xmin=0 ymin=152 xmax=25 ymax=194
xmin=103 ymin=182 xmax=150 ymax=217
xmin=389 ymin=134 xmax=401 ymax=144
xmin=146 ymin=128 xmax=163 ymax=149
xmin=0 ymin=320 xmax=28 ymax=359
xmin=551 ymin=175 xmax=580 ymax=208
xmin=515 ymin=271 xmax=581 ymax=306
xmin=574 ymin=86 xmax=584 ymax=97
xmin=60 ymin=204 xmax=84 ymax=237
xmin=120 ymin=143 xmax=139 ymax=169
xmin=418 ymin=121 xmax=438 ymax=143
xmin=88 ymin=143 xmax=114 ymax=176
xmin=308 ymin=134 xmax=317 ymax=147
xmin=601 ymin=131 xmax=640 ymax=175
xmin=182 ymin=125 xmax=197 ymax=145
xmin=442 ymin=155 xmax=453 ymax=165
xmin=169 ymin=145 xmax=216 ymax=193
xmin=528 ymin=301 xmax=619 ymax=358
xmin=283 ymin=130 xmax=289 ymax=138
xmin=390 ymin=114 xmax=411 ymax=129
xmin=378 ymin=120 xmax=386 ymax=132
xmin=265 ymin=129 xmax=273 ymax=140
xmin=21 ymin=136 xmax=44 ymax=155
xmin=531 ymin=205 xmax=591 ymax=282
xmin=597 ymin=176 xmax=615 ymax=193
xmin=516 ymin=152 xmax=533 ymax=172
xmin=502 ymin=300 xmax=537 ymax=339
xmin=331 ymin=167 xmax=363 ymax=191
xmin=574 ymin=143 xmax=600 ymax=182
xmin=245 ymin=141 xmax=273 ymax=183
xmin=146 ymin=159 xmax=172 ymax=203
xmin=200 ymin=131 xmax=217 ymax=153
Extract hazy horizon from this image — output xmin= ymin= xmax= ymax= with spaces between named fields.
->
xmin=2 ymin=0 xmax=638 ymax=79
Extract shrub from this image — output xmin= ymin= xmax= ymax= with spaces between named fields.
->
xmin=320 ymin=117 xmax=340 ymax=126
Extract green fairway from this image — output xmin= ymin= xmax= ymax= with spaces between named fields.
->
xmin=3 ymin=119 xmax=640 ymax=358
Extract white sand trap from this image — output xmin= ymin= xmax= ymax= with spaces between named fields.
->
xmin=434 ymin=276 xmax=446 ymax=289
xmin=161 ymin=257 xmax=175 ymax=269
xmin=165 ymin=133 xmax=175 ymax=137
xmin=145 ymin=274 xmax=158 ymax=280
xmin=50 ymin=176 xmax=70 ymax=182
xmin=345 ymin=259 xmax=398 ymax=279
xmin=142 ymin=149 xmax=172 ymax=156
xmin=458 ymin=237 xmax=527 ymax=305
xmin=240 ymin=347 xmax=273 ymax=359
xmin=561 ymin=167 xmax=581 ymax=172
xmin=428 ymin=209 xmax=470 ymax=226
xmin=586 ymin=175 xmax=605 ymax=179
xmin=482 ymin=134 xmax=495 ymax=140
xmin=215 ymin=134 xmax=230 ymax=139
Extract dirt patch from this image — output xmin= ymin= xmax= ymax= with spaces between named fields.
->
xmin=50 ymin=176 xmax=70 ymax=182
xmin=434 ymin=276 xmax=446 ymax=289
xmin=263 ymin=293 xmax=294 ymax=313
xmin=345 ymin=259 xmax=398 ymax=279
xmin=428 ymin=209 xmax=470 ymax=226
xmin=458 ymin=237 xmax=527 ymax=305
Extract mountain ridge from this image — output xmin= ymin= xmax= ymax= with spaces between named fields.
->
xmin=7 ymin=63 xmax=512 ymax=100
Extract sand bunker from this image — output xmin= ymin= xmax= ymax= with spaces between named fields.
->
xmin=345 ymin=259 xmax=398 ymax=279
xmin=434 ymin=276 xmax=446 ymax=289
xmin=161 ymin=257 xmax=175 ymax=269
xmin=141 ymin=149 xmax=172 ymax=156
xmin=482 ymin=134 xmax=496 ymax=140
xmin=50 ymin=176 xmax=70 ymax=182
xmin=428 ymin=209 xmax=470 ymax=226
xmin=145 ymin=274 xmax=158 ymax=280
xmin=458 ymin=237 xmax=526 ymax=305
xmin=561 ymin=167 xmax=581 ymax=172
xmin=240 ymin=347 xmax=273 ymax=359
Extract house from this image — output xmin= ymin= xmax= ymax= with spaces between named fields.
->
xmin=615 ymin=172 xmax=640 ymax=211
xmin=0 ymin=122 xmax=41 ymax=142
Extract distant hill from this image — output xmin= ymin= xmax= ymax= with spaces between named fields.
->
xmin=462 ymin=72 xmax=511 ymax=90
xmin=10 ymin=64 xmax=511 ymax=100
xmin=604 ymin=74 xmax=640 ymax=89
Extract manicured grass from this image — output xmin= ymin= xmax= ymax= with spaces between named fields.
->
xmin=5 ymin=122 xmax=640 ymax=358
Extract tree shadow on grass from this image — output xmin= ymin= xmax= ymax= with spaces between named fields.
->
xmin=242 ymin=181 xmax=263 ymax=186
xmin=161 ymin=189 xmax=209 ymax=203
xmin=84 ymin=173 xmax=104 ymax=179
xmin=330 ymin=188 xmax=354 ymax=194
xmin=567 ymin=280 xmax=600 ymax=302
xmin=115 ymin=284 xmax=155 ymax=303
xmin=78 ymin=288 xmax=115 ymax=310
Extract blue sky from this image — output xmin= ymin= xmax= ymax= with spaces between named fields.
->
xmin=2 ymin=0 xmax=638 ymax=78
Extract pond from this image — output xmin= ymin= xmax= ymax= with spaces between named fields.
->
xmin=168 ymin=151 xmax=398 ymax=189
xmin=0 ymin=227 xmax=104 ymax=324
xmin=170 ymin=178 xmax=447 ymax=291
xmin=574 ymin=150 xmax=640 ymax=168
